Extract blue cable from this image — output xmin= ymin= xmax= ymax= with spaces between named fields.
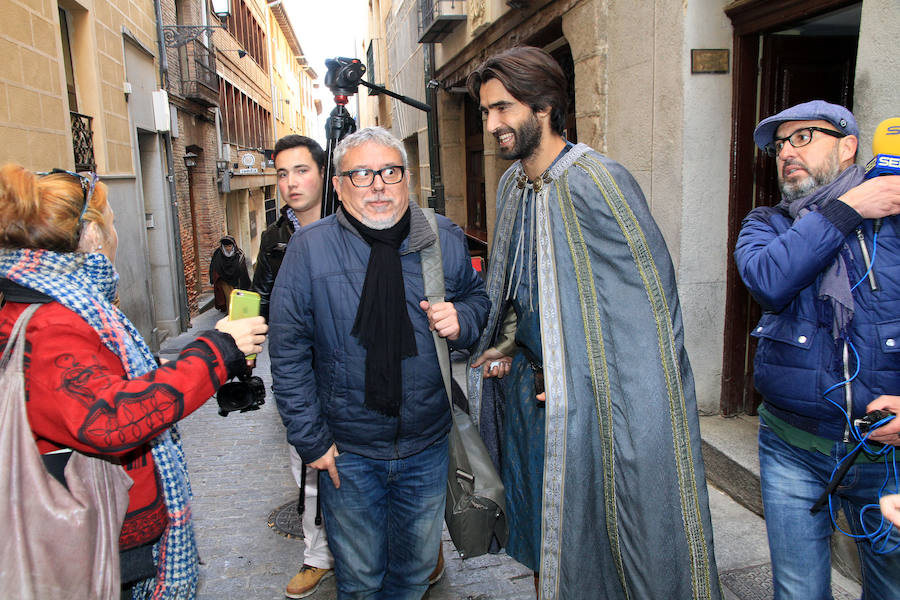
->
xmin=817 ymin=228 xmax=900 ymax=552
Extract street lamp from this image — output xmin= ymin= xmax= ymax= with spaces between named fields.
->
xmin=211 ymin=0 xmax=232 ymax=20
xmin=183 ymin=152 xmax=198 ymax=169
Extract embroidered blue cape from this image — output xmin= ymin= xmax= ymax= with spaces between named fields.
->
xmin=468 ymin=144 xmax=721 ymax=599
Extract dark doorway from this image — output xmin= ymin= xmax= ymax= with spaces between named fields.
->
xmin=720 ymin=1 xmax=860 ymax=415
xmin=464 ymin=93 xmax=487 ymax=255
xmin=185 ymin=144 xmax=204 ymax=296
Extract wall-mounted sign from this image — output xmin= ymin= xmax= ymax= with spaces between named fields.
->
xmin=691 ymin=49 xmax=729 ymax=74
xmin=241 ymin=153 xmax=255 ymax=167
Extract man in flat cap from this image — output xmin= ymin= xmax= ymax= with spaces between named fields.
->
xmin=735 ymin=100 xmax=900 ymax=598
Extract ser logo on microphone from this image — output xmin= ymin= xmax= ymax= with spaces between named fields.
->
xmin=864 ymin=117 xmax=900 ymax=179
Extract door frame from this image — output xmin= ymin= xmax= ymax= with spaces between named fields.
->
xmin=720 ymin=0 xmax=859 ymax=415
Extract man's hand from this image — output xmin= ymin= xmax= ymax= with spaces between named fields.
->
xmin=472 ymin=348 xmax=512 ymax=379
xmin=419 ymin=300 xmax=460 ymax=340
xmin=881 ymin=494 xmax=900 ymax=529
xmin=309 ymin=444 xmax=341 ymax=488
xmin=863 ymin=396 xmax=900 ymax=446
xmin=838 ymin=175 xmax=900 ymax=219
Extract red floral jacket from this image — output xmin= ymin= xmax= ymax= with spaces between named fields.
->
xmin=0 ymin=300 xmax=242 ymax=549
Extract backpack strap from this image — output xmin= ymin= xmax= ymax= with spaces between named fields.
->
xmin=418 ymin=208 xmax=454 ymax=410
xmin=0 ymin=303 xmax=40 ymax=366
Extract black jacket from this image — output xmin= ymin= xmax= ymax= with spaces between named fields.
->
xmin=251 ymin=207 xmax=295 ymax=321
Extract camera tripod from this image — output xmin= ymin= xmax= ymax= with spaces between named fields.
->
xmin=320 ymin=57 xmax=431 ymax=218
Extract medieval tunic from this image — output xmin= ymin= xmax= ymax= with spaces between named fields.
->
xmin=469 ymin=143 xmax=721 ymax=599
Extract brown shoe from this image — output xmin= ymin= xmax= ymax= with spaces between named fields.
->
xmin=285 ymin=565 xmax=334 ymax=599
xmin=427 ymin=547 xmax=445 ymax=585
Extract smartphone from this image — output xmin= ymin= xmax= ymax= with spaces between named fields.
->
xmin=228 ymin=289 xmax=261 ymax=359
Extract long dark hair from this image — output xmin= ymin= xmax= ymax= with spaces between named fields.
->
xmin=467 ymin=46 xmax=568 ymax=135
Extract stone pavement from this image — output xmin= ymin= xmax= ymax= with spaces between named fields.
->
xmin=161 ymin=306 xmax=862 ymax=599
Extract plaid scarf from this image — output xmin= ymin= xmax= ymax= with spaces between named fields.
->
xmin=0 ymin=248 xmax=200 ymax=599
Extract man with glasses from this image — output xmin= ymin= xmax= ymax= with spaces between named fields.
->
xmin=735 ymin=100 xmax=900 ymax=598
xmin=269 ymin=127 xmax=489 ymax=599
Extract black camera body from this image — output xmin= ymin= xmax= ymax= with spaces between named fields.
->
xmin=324 ymin=57 xmax=366 ymax=97
xmin=216 ymin=373 xmax=266 ymax=417
xmin=854 ymin=409 xmax=895 ymax=433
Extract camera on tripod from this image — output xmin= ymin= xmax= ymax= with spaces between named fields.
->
xmin=324 ymin=57 xmax=366 ymax=97
xmin=319 ymin=56 xmax=431 ymax=219
xmin=216 ymin=372 xmax=266 ymax=417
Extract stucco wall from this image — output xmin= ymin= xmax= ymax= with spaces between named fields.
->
xmin=679 ymin=0 xmax=734 ymax=414
xmin=853 ymin=1 xmax=900 ymax=163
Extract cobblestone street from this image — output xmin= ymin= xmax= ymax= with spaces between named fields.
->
xmin=165 ymin=309 xmax=534 ymax=599
xmin=163 ymin=308 xmax=861 ymax=600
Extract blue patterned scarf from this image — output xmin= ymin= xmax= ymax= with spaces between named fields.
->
xmin=0 ymin=248 xmax=200 ymax=599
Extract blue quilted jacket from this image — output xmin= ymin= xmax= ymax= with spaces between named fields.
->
xmin=269 ymin=202 xmax=489 ymax=462
xmin=735 ymin=199 xmax=900 ymax=441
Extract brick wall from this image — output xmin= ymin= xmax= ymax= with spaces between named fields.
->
xmin=172 ymin=109 xmax=223 ymax=315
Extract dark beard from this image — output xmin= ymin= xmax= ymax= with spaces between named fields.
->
xmin=498 ymin=113 xmax=542 ymax=161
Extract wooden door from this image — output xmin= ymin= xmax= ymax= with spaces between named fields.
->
xmin=721 ymin=31 xmax=857 ymax=415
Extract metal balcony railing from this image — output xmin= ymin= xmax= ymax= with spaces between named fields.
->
xmin=70 ymin=111 xmax=96 ymax=172
xmin=418 ymin=0 xmax=467 ymax=43
xmin=180 ymin=39 xmax=218 ymax=106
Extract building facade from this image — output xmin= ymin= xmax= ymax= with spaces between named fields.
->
xmin=363 ymin=0 xmax=900 ymax=416
xmin=0 ymin=0 xmax=187 ymax=349
xmin=269 ymin=3 xmax=320 ymax=142
xmin=1 ymin=0 xmax=322 ymax=344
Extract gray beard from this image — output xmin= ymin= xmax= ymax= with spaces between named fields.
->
xmin=362 ymin=214 xmax=396 ymax=230
xmin=779 ymin=145 xmax=842 ymax=201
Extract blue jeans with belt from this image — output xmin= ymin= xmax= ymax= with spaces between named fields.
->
xmin=318 ymin=435 xmax=448 ymax=600
xmin=759 ymin=421 xmax=900 ymax=599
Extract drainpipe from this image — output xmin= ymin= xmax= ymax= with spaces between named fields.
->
xmin=268 ymin=1 xmax=280 ymax=148
xmin=154 ymin=0 xmax=190 ymax=329
xmin=267 ymin=1 xmax=281 ymax=209
xmin=423 ymin=43 xmax=444 ymax=214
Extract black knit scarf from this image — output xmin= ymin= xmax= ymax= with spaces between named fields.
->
xmin=344 ymin=207 xmax=417 ymax=416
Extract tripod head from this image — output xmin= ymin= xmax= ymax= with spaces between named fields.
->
xmin=324 ymin=57 xmax=366 ymax=97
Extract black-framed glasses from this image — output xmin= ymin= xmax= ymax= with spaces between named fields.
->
xmin=37 ymin=168 xmax=98 ymax=226
xmin=764 ymin=127 xmax=846 ymax=158
xmin=340 ymin=165 xmax=405 ymax=188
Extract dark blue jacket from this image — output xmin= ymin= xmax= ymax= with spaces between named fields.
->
xmin=735 ymin=197 xmax=900 ymax=440
xmin=269 ymin=202 xmax=490 ymax=462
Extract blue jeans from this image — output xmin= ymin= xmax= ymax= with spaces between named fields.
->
xmin=318 ymin=435 xmax=448 ymax=600
xmin=759 ymin=421 xmax=900 ymax=600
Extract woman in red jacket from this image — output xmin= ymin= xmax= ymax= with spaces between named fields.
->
xmin=0 ymin=164 xmax=267 ymax=599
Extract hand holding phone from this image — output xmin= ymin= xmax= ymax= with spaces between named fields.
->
xmin=228 ymin=289 xmax=262 ymax=360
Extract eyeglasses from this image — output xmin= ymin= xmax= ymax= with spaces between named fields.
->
xmin=340 ymin=165 xmax=405 ymax=188
xmin=764 ymin=127 xmax=846 ymax=158
xmin=37 ymin=168 xmax=98 ymax=227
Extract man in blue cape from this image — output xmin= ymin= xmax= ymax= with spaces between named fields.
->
xmin=466 ymin=46 xmax=721 ymax=599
